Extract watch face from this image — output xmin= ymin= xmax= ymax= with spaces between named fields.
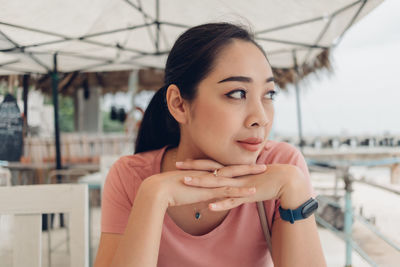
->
xmin=301 ymin=199 xmax=318 ymax=218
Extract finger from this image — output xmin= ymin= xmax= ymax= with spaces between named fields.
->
xmin=213 ymin=186 xmax=256 ymax=199
xmin=209 ymin=197 xmax=250 ymax=211
xmin=184 ymin=185 xmax=255 ymax=204
xmin=183 ymin=174 xmax=245 ymax=188
xmin=176 ymin=159 xmax=224 ymax=171
xmin=217 ymin=164 xmax=267 ymax=178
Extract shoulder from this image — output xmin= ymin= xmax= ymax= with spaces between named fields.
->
xmin=115 ymin=148 xmax=162 ymax=167
xmin=110 ymin=147 xmax=166 ymax=181
xmin=104 ymin=147 xmax=166 ymax=197
xmin=102 ymin=147 xmax=166 ymax=208
xmin=265 ymin=140 xmax=299 ymax=154
xmin=257 ymin=140 xmax=309 ymax=179
xmin=257 ymin=140 xmax=302 ymax=165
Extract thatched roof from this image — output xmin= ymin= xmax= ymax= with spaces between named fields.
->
xmin=272 ymin=49 xmax=332 ymax=88
xmin=0 ymin=49 xmax=331 ymax=95
xmin=0 ymin=69 xmax=162 ymax=95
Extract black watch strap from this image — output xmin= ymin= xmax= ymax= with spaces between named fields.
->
xmin=278 ymin=197 xmax=318 ymax=224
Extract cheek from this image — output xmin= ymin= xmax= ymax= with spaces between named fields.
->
xmin=191 ymin=101 xmax=237 ymax=138
xmin=267 ymin=104 xmax=274 ymax=122
xmin=264 ymin=104 xmax=274 ymax=133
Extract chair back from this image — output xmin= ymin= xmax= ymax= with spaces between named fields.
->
xmin=0 ymin=184 xmax=88 ymax=267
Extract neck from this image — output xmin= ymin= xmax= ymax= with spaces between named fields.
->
xmin=176 ymin=139 xmax=208 ymax=162
xmin=162 ymin=139 xmax=211 ymax=173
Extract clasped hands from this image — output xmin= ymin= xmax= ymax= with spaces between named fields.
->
xmin=174 ymin=158 xmax=304 ymax=211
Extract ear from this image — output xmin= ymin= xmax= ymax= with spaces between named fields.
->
xmin=166 ymin=84 xmax=190 ymax=124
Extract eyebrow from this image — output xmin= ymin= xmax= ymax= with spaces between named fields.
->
xmin=217 ymin=76 xmax=274 ymax=84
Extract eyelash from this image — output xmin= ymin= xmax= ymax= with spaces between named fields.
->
xmin=226 ymin=89 xmax=276 ymax=101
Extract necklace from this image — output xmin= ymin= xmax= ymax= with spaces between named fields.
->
xmin=193 ymin=204 xmax=211 ymax=220
xmin=170 ymin=147 xmax=212 ymax=221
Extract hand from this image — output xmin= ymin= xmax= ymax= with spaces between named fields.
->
xmin=175 ymin=158 xmax=267 ymax=177
xmin=140 ymin=168 xmax=260 ymax=209
xmin=176 ymin=159 xmax=307 ymax=211
xmin=175 ymin=159 xmax=269 ymax=210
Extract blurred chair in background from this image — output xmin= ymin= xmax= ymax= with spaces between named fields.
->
xmin=0 ymin=184 xmax=88 ymax=267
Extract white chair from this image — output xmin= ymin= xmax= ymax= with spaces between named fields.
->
xmin=0 ymin=184 xmax=89 ymax=267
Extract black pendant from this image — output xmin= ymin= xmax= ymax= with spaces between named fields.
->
xmin=195 ymin=212 xmax=201 ymax=220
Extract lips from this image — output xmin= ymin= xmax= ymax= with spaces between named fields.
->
xmin=237 ymin=137 xmax=264 ymax=152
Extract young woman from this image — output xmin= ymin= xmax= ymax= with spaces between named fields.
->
xmin=95 ymin=22 xmax=326 ymax=267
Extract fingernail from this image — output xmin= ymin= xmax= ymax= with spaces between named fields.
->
xmin=249 ymin=187 xmax=256 ymax=193
xmin=210 ymin=203 xmax=217 ymax=209
xmin=258 ymin=164 xmax=267 ymax=169
xmin=184 ymin=176 xmax=192 ymax=182
xmin=176 ymin=162 xmax=183 ymax=166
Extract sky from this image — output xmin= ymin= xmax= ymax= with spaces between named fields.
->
xmin=273 ymin=0 xmax=400 ymax=137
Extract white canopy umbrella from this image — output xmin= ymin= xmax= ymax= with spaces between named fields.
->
xmin=0 ymin=0 xmax=383 ymax=74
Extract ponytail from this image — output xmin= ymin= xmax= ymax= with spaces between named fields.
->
xmin=134 ymin=85 xmax=180 ymax=154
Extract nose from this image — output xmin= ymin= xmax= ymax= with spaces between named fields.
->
xmin=244 ymin=100 xmax=271 ymax=128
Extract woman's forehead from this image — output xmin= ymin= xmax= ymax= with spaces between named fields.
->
xmin=208 ymin=40 xmax=273 ymax=83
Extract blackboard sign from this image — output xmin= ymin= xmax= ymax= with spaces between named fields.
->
xmin=0 ymin=94 xmax=23 ymax=161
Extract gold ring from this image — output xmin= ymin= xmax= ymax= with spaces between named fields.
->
xmin=213 ymin=169 xmax=219 ymax=177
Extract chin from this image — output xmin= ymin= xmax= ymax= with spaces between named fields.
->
xmin=202 ymin=142 xmax=262 ymax=166
xmin=217 ymin=152 xmax=259 ymax=166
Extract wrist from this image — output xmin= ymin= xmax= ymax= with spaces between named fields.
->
xmin=137 ymin=178 xmax=170 ymax=211
xmin=278 ymin=169 xmax=312 ymax=210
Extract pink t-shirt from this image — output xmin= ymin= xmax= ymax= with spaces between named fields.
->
xmin=101 ymin=140 xmax=314 ymax=267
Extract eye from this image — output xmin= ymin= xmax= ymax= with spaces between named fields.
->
xmin=264 ymin=90 xmax=276 ymax=100
xmin=226 ymin=89 xmax=246 ymax=99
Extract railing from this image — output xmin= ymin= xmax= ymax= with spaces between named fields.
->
xmin=307 ymin=158 xmax=400 ymax=267
xmin=22 ymin=133 xmax=134 ymax=164
xmin=276 ymin=135 xmax=400 ymax=149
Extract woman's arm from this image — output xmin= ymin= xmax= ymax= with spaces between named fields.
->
xmin=111 ymin=179 xmax=168 ymax=267
xmin=176 ymin=160 xmax=326 ymax=266
xmin=94 ymin=179 xmax=169 ymax=267
xmin=271 ymin=169 xmax=326 ymax=267
xmin=94 ymin=233 xmax=122 ymax=267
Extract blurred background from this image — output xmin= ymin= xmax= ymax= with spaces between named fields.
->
xmin=0 ymin=0 xmax=399 ymax=266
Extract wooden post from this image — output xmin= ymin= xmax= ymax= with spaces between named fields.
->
xmin=390 ymin=164 xmax=400 ymax=184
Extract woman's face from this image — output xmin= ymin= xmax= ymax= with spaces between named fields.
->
xmin=183 ymin=39 xmax=275 ymax=165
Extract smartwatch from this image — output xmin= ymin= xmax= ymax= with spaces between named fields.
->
xmin=279 ymin=197 xmax=318 ymax=224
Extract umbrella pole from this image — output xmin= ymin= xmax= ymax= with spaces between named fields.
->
xmin=22 ymin=74 xmax=29 ymax=137
xmin=292 ymin=51 xmax=304 ymax=152
xmin=51 ymin=53 xmax=65 ymax=229
xmin=51 ymin=53 xmax=62 ymax=174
